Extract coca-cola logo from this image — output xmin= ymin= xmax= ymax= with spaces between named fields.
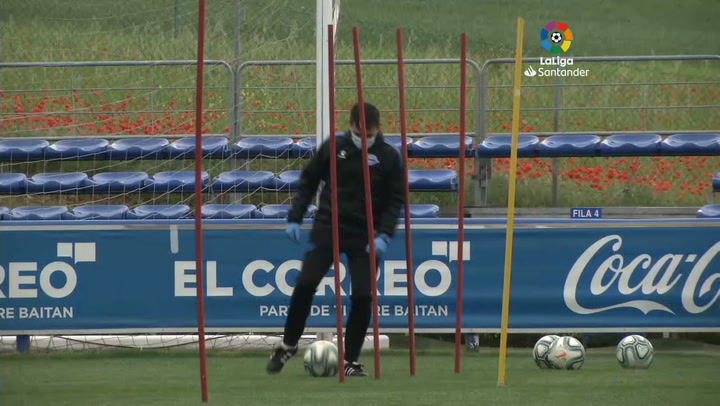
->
xmin=564 ymin=235 xmax=720 ymax=315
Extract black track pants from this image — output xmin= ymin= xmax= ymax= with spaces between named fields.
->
xmin=282 ymin=224 xmax=373 ymax=363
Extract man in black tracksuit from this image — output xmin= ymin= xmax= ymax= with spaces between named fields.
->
xmin=266 ymin=102 xmax=405 ymax=377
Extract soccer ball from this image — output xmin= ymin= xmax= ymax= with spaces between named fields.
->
xmin=533 ymin=335 xmax=560 ymax=369
xmin=547 ymin=336 xmax=586 ymax=370
xmin=551 ymin=32 xmax=563 ymax=43
xmin=616 ymin=335 xmax=654 ymax=369
xmin=303 ymin=340 xmax=339 ymax=377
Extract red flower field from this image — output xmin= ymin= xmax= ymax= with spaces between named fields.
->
xmin=1 ymin=89 xmax=718 ymax=207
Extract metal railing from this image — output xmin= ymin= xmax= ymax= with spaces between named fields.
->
xmin=2 ymin=56 xmax=718 ymax=209
xmin=235 ymin=58 xmax=482 ymax=139
xmin=476 ymin=55 xmax=720 ymax=206
xmin=0 ymin=60 xmax=235 ymax=138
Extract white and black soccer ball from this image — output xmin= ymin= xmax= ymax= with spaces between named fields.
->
xmin=551 ymin=32 xmax=563 ymax=43
xmin=616 ymin=335 xmax=654 ymax=369
xmin=547 ymin=336 xmax=586 ymax=370
xmin=533 ymin=334 xmax=560 ymax=369
xmin=303 ymin=340 xmax=339 ymax=377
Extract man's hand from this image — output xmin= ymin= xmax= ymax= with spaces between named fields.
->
xmin=286 ymin=223 xmax=301 ymax=243
xmin=367 ymin=233 xmax=391 ymax=257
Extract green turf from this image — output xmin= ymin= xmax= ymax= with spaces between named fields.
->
xmin=1 ymin=349 xmax=719 ymax=406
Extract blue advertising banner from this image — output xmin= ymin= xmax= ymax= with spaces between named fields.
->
xmin=1 ymin=219 xmax=719 ymax=334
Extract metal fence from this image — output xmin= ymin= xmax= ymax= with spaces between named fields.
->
xmin=475 ymin=55 xmax=720 ymax=206
xmin=235 ymin=58 xmax=481 ymax=139
xmin=1 ymin=56 xmax=719 ymax=207
xmin=0 ymin=60 xmax=235 ymax=140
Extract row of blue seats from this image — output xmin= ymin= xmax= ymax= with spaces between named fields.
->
xmin=1 ymin=133 xmax=719 ymax=161
xmin=0 ymin=135 xmax=472 ymax=161
xmin=4 ymin=202 xmax=714 ymax=219
xmin=2 ymin=166 xmax=715 ymax=196
xmin=0 ymin=169 xmax=458 ymax=193
xmin=477 ymin=133 xmax=720 ymax=157
xmin=0 ymin=203 xmax=441 ymax=220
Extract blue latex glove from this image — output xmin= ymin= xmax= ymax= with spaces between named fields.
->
xmin=367 ymin=233 xmax=391 ymax=257
xmin=286 ymin=222 xmax=301 ymax=243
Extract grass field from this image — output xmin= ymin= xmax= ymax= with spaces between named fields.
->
xmin=2 ymin=345 xmax=720 ymax=406
xmin=1 ymin=3 xmax=719 ymax=404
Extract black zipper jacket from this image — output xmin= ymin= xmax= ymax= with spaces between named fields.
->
xmin=287 ymin=130 xmax=406 ymax=239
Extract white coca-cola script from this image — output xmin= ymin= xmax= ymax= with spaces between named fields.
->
xmin=564 ymin=235 xmax=720 ymax=315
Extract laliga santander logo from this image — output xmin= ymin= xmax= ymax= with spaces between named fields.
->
xmin=541 ymin=21 xmax=573 ymax=54
xmin=525 ymin=21 xmax=589 ymax=78
xmin=564 ymin=235 xmax=720 ymax=315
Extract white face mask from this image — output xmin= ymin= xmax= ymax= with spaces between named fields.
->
xmin=351 ymin=131 xmax=375 ymax=150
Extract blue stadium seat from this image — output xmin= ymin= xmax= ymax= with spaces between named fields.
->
xmin=384 ymin=136 xmax=413 ymax=152
xmin=0 ymin=173 xmax=27 ymax=194
xmin=87 ymin=172 xmax=149 ymax=192
xmin=7 ymin=206 xmax=70 ymax=220
xmin=253 ymin=204 xmax=318 ymax=219
xmin=273 ymin=171 xmax=301 ymax=191
xmin=145 ymin=171 xmax=210 ymax=193
xmin=0 ymin=207 xmax=8 ymax=220
xmin=399 ymin=204 xmax=441 ymax=218
xmin=538 ymin=134 xmax=600 ymax=157
xmin=599 ymin=133 xmax=662 ymax=156
xmin=659 ymin=133 xmax=720 ymax=155
xmin=696 ymin=204 xmax=720 ymax=218
xmin=408 ymin=169 xmax=457 ymax=191
xmin=290 ymin=137 xmax=317 ymax=158
xmin=26 ymin=172 xmax=89 ymax=193
xmin=714 ymin=172 xmax=720 ymax=192
xmin=108 ymin=137 xmax=169 ymax=159
xmin=70 ymin=205 xmax=129 ymax=220
xmin=411 ymin=135 xmax=473 ymax=158
xmin=211 ymin=171 xmax=276 ymax=192
xmin=45 ymin=138 xmax=109 ymax=160
xmin=234 ymin=137 xmax=294 ymax=158
xmin=476 ymin=135 xmax=539 ymax=157
xmin=126 ymin=204 xmax=191 ymax=219
xmin=0 ymin=139 xmax=49 ymax=161
xmin=167 ymin=136 xmax=229 ymax=159
xmin=202 ymin=204 xmax=257 ymax=219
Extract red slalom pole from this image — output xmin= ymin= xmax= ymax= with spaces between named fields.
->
xmin=396 ymin=27 xmax=416 ymax=377
xmin=455 ymin=32 xmax=468 ymax=374
xmin=352 ymin=26 xmax=382 ymax=380
xmin=327 ymin=24 xmax=345 ymax=384
xmin=194 ymin=0 xmax=209 ymax=401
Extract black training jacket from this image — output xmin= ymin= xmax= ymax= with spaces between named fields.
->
xmin=287 ymin=131 xmax=406 ymax=238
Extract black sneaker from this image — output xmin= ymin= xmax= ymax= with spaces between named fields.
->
xmin=266 ymin=343 xmax=297 ymax=374
xmin=344 ymin=361 xmax=369 ymax=377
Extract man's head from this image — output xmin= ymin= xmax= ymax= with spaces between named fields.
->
xmin=349 ymin=102 xmax=381 ymax=139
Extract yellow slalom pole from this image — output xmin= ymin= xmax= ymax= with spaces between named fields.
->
xmin=497 ymin=16 xmax=525 ymax=387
